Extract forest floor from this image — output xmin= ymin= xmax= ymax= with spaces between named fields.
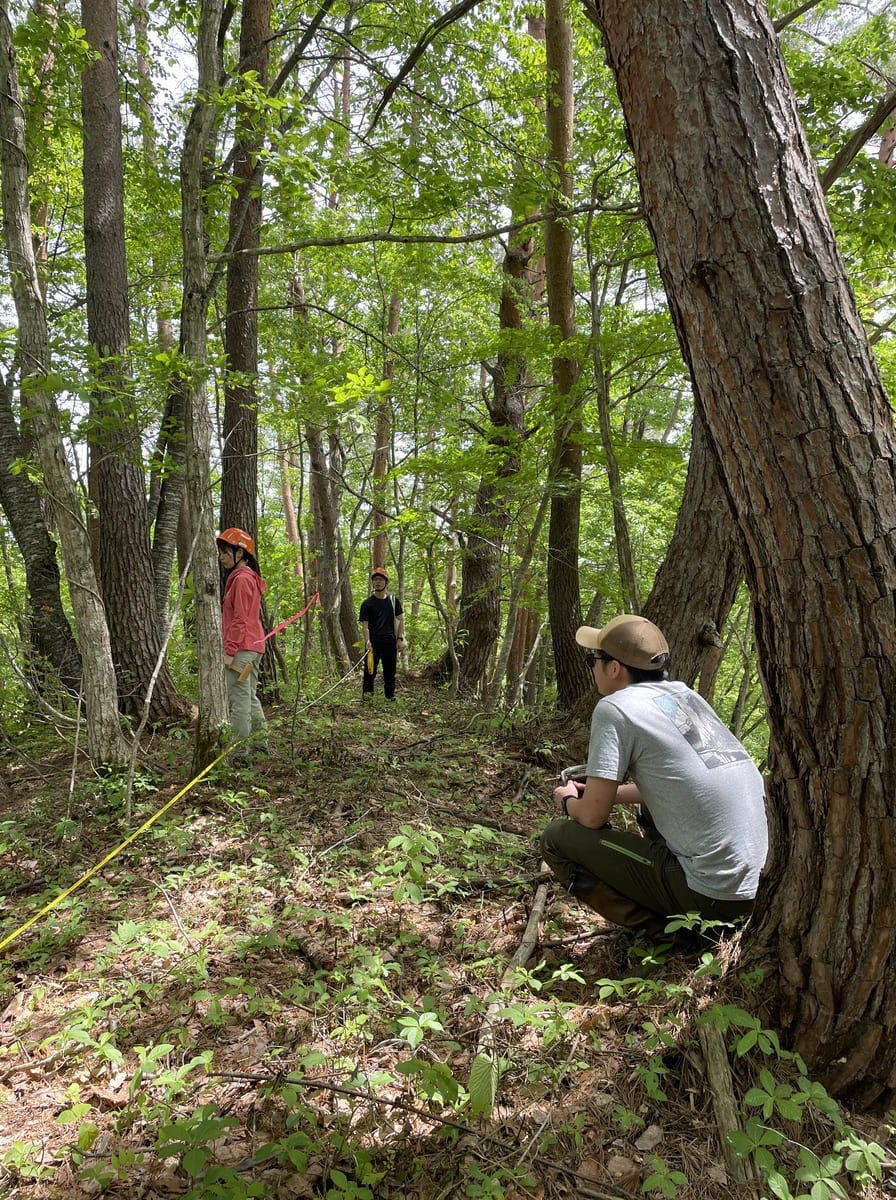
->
xmin=0 ymin=672 xmax=892 ymax=1200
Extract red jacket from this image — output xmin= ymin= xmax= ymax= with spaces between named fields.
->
xmin=222 ymin=566 xmax=267 ymax=656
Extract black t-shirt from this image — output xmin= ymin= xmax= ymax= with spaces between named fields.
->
xmin=359 ymin=593 xmax=403 ymax=642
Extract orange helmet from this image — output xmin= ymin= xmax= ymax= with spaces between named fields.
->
xmin=217 ymin=527 xmax=255 ymax=555
xmin=370 ymin=567 xmax=388 ymax=580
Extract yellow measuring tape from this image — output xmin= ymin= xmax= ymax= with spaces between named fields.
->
xmin=0 ymin=744 xmax=235 ymax=954
xmin=2 ymin=640 xmax=364 ymax=957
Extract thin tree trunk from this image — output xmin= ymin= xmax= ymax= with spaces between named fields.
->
xmin=487 ymin=489 xmax=551 ymax=705
xmin=644 ymin=409 xmax=742 ymax=693
xmin=372 ymin=293 xmax=401 ymax=569
xmin=0 ymin=374 xmax=81 ymax=692
xmin=150 ymin=386 xmax=188 ymax=632
xmin=180 ymin=0 xmax=228 ymax=771
xmin=329 ymin=430 xmax=362 ymax=654
xmin=588 ymin=236 xmax=641 ymax=612
xmin=305 ymin=422 xmax=351 ymax=667
xmin=544 ymin=0 xmax=589 ymax=707
xmin=279 ymin=444 xmax=303 ymax=578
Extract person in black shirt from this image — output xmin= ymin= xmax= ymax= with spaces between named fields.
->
xmin=359 ymin=569 xmax=405 ymax=700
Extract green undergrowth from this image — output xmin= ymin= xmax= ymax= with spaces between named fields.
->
xmin=0 ymin=682 xmax=892 ymax=1198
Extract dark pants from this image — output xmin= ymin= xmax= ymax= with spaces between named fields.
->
xmin=363 ymin=640 xmax=398 ymax=699
xmin=540 ymin=815 xmax=755 ymax=930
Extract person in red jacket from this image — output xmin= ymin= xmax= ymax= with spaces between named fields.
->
xmin=216 ymin=528 xmax=268 ymax=754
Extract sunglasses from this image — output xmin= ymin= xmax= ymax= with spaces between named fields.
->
xmin=585 ymin=650 xmax=615 ymax=667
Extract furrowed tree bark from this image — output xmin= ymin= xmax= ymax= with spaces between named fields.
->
xmin=587 ymin=0 xmax=896 ymax=1104
xmin=0 ymin=0 xmax=127 ymax=762
xmin=81 ymin=0 xmax=184 ymax=722
xmin=220 ymin=0 xmax=270 ymax=544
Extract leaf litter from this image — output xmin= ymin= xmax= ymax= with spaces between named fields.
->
xmin=0 ymin=677 xmax=891 ymax=1199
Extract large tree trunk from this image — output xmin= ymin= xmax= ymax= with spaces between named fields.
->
xmin=644 ymin=409 xmax=742 ymax=695
xmin=0 ymin=0 xmax=127 ymax=762
xmin=589 ymin=0 xmax=896 ymax=1104
xmin=220 ymin=0 xmax=270 ymax=543
xmin=81 ymin=0 xmax=183 ymax=721
xmin=444 ymin=15 xmax=544 ymax=697
xmin=544 ymin=0 xmax=589 ymax=708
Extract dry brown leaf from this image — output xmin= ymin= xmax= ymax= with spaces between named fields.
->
xmin=606 ymin=1152 xmax=644 ymax=1192
xmin=1 ymin=991 xmax=32 ymax=1023
xmin=154 ymin=1170 xmax=185 ymax=1194
xmin=634 ymin=1123 xmax=664 ymax=1151
xmin=208 ymin=1135 xmax=254 ymax=1164
xmin=579 ymin=1008 xmax=612 ymax=1032
xmin=576 ymin=1154 xmax=604 ymax=1180
xmin=606 ymin=1154 xmax=638 ymax=1179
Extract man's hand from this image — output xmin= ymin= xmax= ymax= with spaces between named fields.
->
xmin=224 ymin=654 xmax=234 ymax=668
xmin=555 ymin=776 xmax=619 ymax=828
xmin=553 ymin=780 xmax=583 ymax=814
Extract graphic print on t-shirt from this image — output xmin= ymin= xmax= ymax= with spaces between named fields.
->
xmin=653 ymin=691 xmax=752 ymax=770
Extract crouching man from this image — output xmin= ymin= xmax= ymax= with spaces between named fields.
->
xmin=542 ymin=615 xmax=768 ymax=935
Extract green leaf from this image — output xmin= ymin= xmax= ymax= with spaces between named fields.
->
xmin=736 ymin=1028 xmax=760 ymax=1054
xmin=758 ymin=1067 xmax=776 ymax=1092
xmin=182 ymin=1146 xmax=210 ymax=1177
xmin=766 ymin=1168 xmax=795 ymax=1200
xmin=468 ymin=1052 xmax=499 ymax=1118
xmin=776 ymin=1097 xmax=805 ymax=1121
xmin=76 ymin=1122 xmax=99 ymax=1152
xmin=56 ymin=1103 xmax=92 ymax=1124
xmin=726 ymin=1130 xmax=752 ymax=1157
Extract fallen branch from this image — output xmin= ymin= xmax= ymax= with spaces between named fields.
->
xmin=696 ymin=1021 xmax=757 ymax=1190
xmin=476 ymin=865 xmax=551 ymax=1056
xmin=142 ymin=875 xmax=200 ymax=953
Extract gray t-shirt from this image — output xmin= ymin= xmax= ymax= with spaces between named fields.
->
xmin=586 ymin=681 xmax=768 ymax=901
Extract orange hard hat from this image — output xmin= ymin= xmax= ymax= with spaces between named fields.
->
xmin=370 ymin=567 xmax=388 ymax=580
xmin=217 ymin=527 xmax=255 ymax=555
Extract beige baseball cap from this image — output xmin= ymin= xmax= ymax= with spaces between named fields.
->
xmin=576 ymin=614 xmax=669 ymax=671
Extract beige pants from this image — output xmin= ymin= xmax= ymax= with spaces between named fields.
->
xmin=225 ymin=650 xmax=266 ymax=744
